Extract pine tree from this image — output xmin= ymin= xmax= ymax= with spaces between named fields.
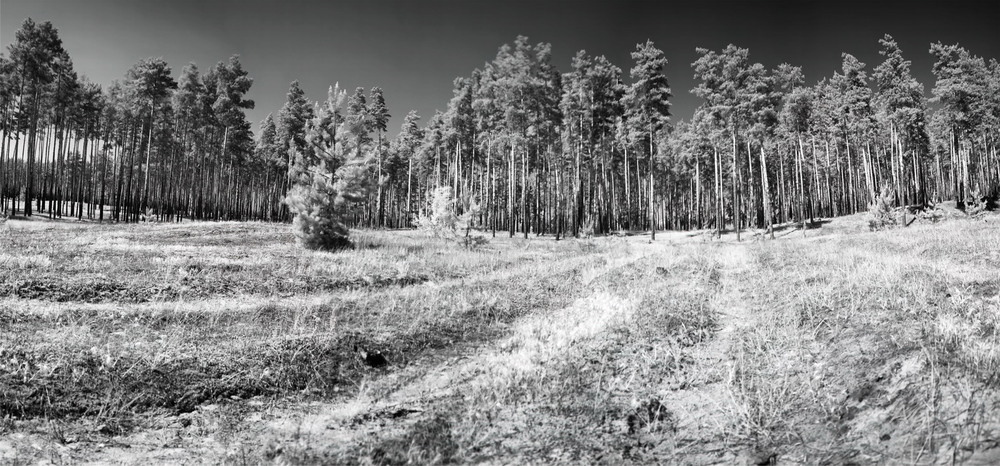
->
xmin=390 ymin=110 xmax=423 ymax=225
xmin=171 ymin=63 xmax=207 ymax=221
xmin=873 ymin=35 xmax=928 ymax=206
xmin=255 ymin=114 xmax=282 ymax=219
xmin=368 ymin=87 xmax=390 ymax=227
xmin=285 ymin=85 xmax=370 ymax=250
xmin=560 ymin=50 xmax=594 ymax=237
xmin=626 ymin=40 xmax=671 ymax=240
xmin=831 ymin=54 xmax=876 ymax=211
xmin=278 ymin=81 xmax=314 ymax=194
xmin=693 ymin=45 xmax=770 ymax=239
xmin=929 ymin=42 xmax=989 ymax=206
xmin=7 ymin=18 xmax=66 ymax=217
xmin=345 ymin=87 xmax=371 ymax=160
xmin=126 ymin=57 xmax=177 ymax=215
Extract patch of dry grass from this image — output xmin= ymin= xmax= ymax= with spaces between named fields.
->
xmin=319 ymin=249 xmax=722 ymax=465
xmin=3 ymin=214 xmax=999 ymax=464
xmin=723 ymin=218 xmax=1000 ymax=464
xmin=0 ymin=220 xmax=628 ymax=462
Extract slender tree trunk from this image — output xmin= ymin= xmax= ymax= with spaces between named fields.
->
xmin=624 ymin=143 xmax=631 ymax=230
xmin=508 ymin=142 xmax=514 ymax=238
xmin=862 ymin=140 xmax=875 ymax=204
xmin=25 ymin=83 xmax=41 ymax=217
xmin=810 ymin=137 xmax=820 ymax=221
xmin=695 ymin=154 xmax=701 ymax=229
xmin=376 ymin=129 xmax=384 ymax=228
xmin=731 ymin=129 xmax=739 ymax=241
xmin=649 ymin=123 xmax=655 ymax=241
xmin=797 ymin=136 xmax=806 ymax=236
xmin=760 ymin=145 xmax=773 ymax=239
xmin=746 ymin=139 xmax=757 ymax=228
xmin=522 ymin=144 xmax=528 ymax=239
xmin=824 ymin=139 xmax=834 ymax=218
xmin=555 ymin=156 xmax=562 ymax=240
xmin=406 ymin=156 xmax=412 ymax=226
xmin=714 ymin=144 xmax=722 ymax=238
xmin=78 ymin=123 xmax=91 ymax=220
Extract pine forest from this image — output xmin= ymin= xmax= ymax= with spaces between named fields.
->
xmin=3 ymin=20 xmax=998 ymax=239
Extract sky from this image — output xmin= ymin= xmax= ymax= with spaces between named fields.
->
xmin=2 ymin=0 xmax=998 ymax=136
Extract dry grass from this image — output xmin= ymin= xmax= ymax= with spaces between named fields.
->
xmin=0 ymin=220 xmax=631 ymax=463
xmin=1 ymin=213 xmax=999 ymax=464
xmin=722 ymin=217 xmax=1000 ymax=464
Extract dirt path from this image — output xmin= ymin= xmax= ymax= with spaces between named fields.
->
xmin=67 ymin=239 xmax=672 ymax=464
xmin=10 ymin=236 xmax=768 ymax=465
xmin=256 ymin=241 xmax=672 ymax=454
xmin=245 ymin=240 xmax=761 ymax=464
xmin=659 ymin=244 xmax=756 ymax=464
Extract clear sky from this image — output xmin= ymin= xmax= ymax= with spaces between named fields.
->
xmin=2 ymin=0 xmax=997 ymax=136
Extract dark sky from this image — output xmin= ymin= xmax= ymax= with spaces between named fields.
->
xmin=2 ymin=0 xmax=998 ymax=135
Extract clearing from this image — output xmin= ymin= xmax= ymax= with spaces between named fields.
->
xmin=1 ymin=211 xmax=999 ymax=465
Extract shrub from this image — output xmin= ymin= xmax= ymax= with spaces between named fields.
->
xmin=457 ymin=234 xmax=489 ymax=250
xmin=284 ymin=84 xmax=372 ymax=251
xmin=417 ymin=187 xmax=488 ymax=250
xmin=285 ymin=149 xmax=370 ymax=251
xmin=966 ymin=189 xmax=988 ymax=218
xmin=918 ymin=202 xmax=946 ymax=223
xmin=580 ymin=216 xmax=596 ymax=238
xmin=867 ymin=186 xmax=901 ymax=231
xmin=416 ymin=187 xmax=459 ymax=237
xmin=285 ymin=169 xmax=352 ymax=250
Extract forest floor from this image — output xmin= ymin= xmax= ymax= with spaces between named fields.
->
xmin=1 ymin=208 xmax=999 ymax=465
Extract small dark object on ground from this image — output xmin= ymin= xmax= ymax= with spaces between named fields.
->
xmin=627 ymin=398 xmax=674 ymax=434
xmin=391 ymin=407 xmax=422 ymax=418
xmin=746 ymin=450 xmax=777 ymax=466
xmin=355 ymin=344 xmax=388 ymax=368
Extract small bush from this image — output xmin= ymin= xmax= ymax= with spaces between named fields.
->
xmin=580 ymin=216 xmax=595 ymax=238
xmin=966 ymin=189 xmax=988 ymax=218
xmin=918 ymin=202 xmax=946 ymax=223
xmin=867 ymin=186 xmax=901 ymax=231
xmin=285 ymin=156 xmax=370 ymax=251
xmin=457 ymin=234 xmax=488 ymax=250
xmin=416 ymin=187 xmax=459 ymax=238
xmin=286 ymin=172 xmax=352 ymax=251
xmin=417 ymin=187 xmax=488 ymax=250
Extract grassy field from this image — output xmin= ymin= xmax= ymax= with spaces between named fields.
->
xmin=0 ymin=211 xmax=998 ymax=464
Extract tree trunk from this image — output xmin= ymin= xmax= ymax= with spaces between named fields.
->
xmin=714 ymin=144 xmax=722 ymax=238
xmin=376 ymin=129 xmax=384 ymax=228
xmin=649 ymin=123 xmax=655 ymax=241
xmin=25 ymin=83 xmax=41 ymax=217
xmin=760 ymin=145 xmax=773 ymax=239
xmin=141 ymin=103 xmax=156 ymax=215
xmin=522 ymin=144 xmax=528 ymax=239
xmin=797 ymin=136 xmax=806 ymax=236
xmin=695 ymin=154 xmax=701 ymax=229
xmin=731 ymin=130 xmax=739 ymax=241
xmin=508 ymin=142 xmax=514 ymax=238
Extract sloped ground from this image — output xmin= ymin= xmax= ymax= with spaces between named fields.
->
xmin=1 ymin=213 xmax=999 ymax=464
xmin=733 ymin=217 xmax=1000 ymax=464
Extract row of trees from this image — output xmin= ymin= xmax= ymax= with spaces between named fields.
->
xmin=270 ymin=36 xmax=673 ymax=242
xmin=275 ymin=33 xmax=996 ymax=242
xmin=1 ymin=19 xmax=262 ymax=222
xmin=3 ymin=18 xmax=998 ymax=241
